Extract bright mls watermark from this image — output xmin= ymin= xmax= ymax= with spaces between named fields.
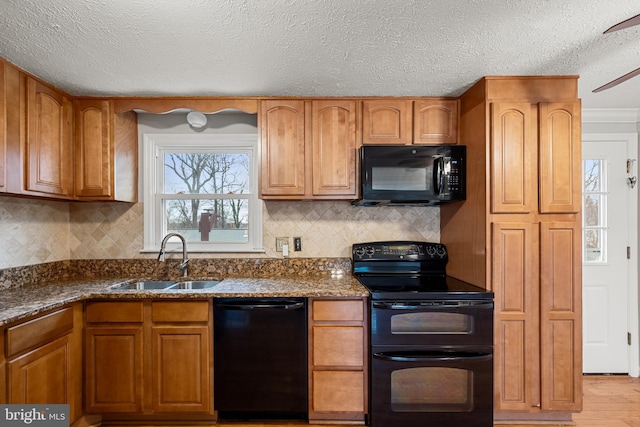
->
xmin=1 ymin=405 xmax=69 ymax=427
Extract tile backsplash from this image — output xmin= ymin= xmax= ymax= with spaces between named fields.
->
xmin=1 ymin=197 xmax=70 ymax=268
xmin=1 ymin=197 xmax=440 ymax=269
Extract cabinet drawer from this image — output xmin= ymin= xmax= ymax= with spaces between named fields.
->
xmin=312 ymin=371 xmax=365 ymax=412
xmin=85 ymin=301 xmax=143 ymax=323
xmin=312 ymin=299 xmax=364 ymax=322
xmin=152 ymin=301 xmax=209 ymax=323
xmin=313 ymin=326 xmax=364 ymax=367
xmin=6 ymin=307 xmax=73 ymax=358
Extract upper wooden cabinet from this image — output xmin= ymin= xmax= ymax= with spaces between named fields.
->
xmin=260 ymin=99 xmax=358 ymax=200
xmin=74 ymin=99 xmax=137 ymax=202
xmin=361 ymin=100 xmax=412 ymax=145
xmin=3 ymin=63 xmax=74 ymax=200
xmin=260 ymin=100 xmax=306 ymax=197
xmin=490 ymin=101 xmax=581 ymax=215
xmin=361 ymin=98 xmax=458 ymax=145
xmin=538 ymin=102 xmax=581 ymax=213
xmin=413 ymin=99 xmax=459 ymax=144
xmin=311 ymin=100 xmax=358 ymax=197
xmin=490 ymin=102 xmax=537 ymax=214
xmin=25 ymin=77 xmax=74 ymax=198
xmin=0 ymin=62 xmax=7 ymax=193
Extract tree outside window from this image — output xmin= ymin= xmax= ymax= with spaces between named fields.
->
xmin=164 ymin=152 xmax=249 ymax=242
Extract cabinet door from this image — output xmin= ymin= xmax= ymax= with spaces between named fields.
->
xmin=414 ymin=99 xmax=458 ymax=144
xmin=75 ymin=99 xmax=113 ymax=198
xmin=362 ymin=100 xmax=411 ymax=145
xmin=151 ymin=326 xmax=211 ymax=413
xmin=540 ymin=221 xmax=582 ymax=411
xmin=8 ymin=335 xmax=71 ymax=405
xmin=538 ymin=102 xmax=581 ymax=213
xmin=311 ymin=100 xmax=357 ymax=197
xmin=492 ymin=221 xmax=540 ymax=412
xmin=25 ymin=78 xmax=73 ymax=197
xmin=260 ymin=100 xmax=306 ymax=196
xmin=85 ymin=326 xmax=143 ymax=413
xmin=490 ymin=102 xmax=537 ymax=213
xmin=0 ymin=62 xmax=6 ymax=192
xmin=0 ymin=329 xmax=6 ymax=404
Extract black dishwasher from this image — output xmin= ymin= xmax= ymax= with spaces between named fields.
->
xmin=213 ymin=297 xmax=308 ymax=420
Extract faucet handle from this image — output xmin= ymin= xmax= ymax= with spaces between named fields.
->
xmin=179 ymin=259 xmax=189 ymax=277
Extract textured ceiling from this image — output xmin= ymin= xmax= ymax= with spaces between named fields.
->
xmin=1 ymin=0 xmax=640 ymax=110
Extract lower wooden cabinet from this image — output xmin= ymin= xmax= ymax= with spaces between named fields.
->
xmin=8 ymin=335 xmax=72 ymax=404
xmin=492 ymin=220 xmax=582 ymax=417
xmin=85 ymin=325 xmax=144 ymax=413
xmin=308 ymin=297 xmax=368 ymax=423
xmin=84 ymin=300 xmax=213 ymax=417
xmin=151 ymin=300 xmax=211 ymax=413
xmin=0 ymin=329 xmax=5 ymax=404
xmin=4 ymin=305 xmax=83 ymax=423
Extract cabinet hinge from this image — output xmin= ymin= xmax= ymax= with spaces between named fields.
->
xmin=627 ymin=246 xmax=631 ymax=259
xmin=628 ymin=332 xmax=632 ymax=346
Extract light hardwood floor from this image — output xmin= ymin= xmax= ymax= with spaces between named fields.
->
xmin=215 ymin=376 xmax=640 ymax=427
xmin=571 ymin=375 xmax=640 ymax=427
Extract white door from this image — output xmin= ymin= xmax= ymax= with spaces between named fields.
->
xmin=582 ymin=136 xmax=637 ymax=374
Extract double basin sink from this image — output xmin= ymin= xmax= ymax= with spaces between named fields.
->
xmin=113 ymin=280 xmax=220 ymax=290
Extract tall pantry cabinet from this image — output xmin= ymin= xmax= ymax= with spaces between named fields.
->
xmin=440 ymin=77 xmax=582 ymax=423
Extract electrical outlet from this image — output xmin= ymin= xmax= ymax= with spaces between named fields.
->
xmin=276 ymin=237 xmax=289 ymax=252
xmin=294 ymin=237 xmax=302 ymax=251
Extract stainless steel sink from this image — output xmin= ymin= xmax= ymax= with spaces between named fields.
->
xmin=114 ymin=280 xmax=178 ymax=290
xmin=168 ymin=280 xmax=220 ymax=290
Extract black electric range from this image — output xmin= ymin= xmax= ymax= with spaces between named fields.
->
xmin=352 ymin=241 xmax=492 ymax=301
xmin=353 ymin=241 xmax=494 ymax=427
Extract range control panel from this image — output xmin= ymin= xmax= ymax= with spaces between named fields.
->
xmin=352 ymin=241 xmax=448 ymax=261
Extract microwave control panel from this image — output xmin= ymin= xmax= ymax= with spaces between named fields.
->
xmin=445 ymin=157 xmax=463 ymax=194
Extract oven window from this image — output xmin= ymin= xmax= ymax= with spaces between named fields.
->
xmin=390 ymin=312 xmax=473 ymax=334
xmin=391 ymin=367 xmax=473 ymax=412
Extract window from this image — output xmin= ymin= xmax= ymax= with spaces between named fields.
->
xmin=583 ymin=158 xmax=607 ymax=263
xmin=143 ymin=134 xmax=263 ymax=253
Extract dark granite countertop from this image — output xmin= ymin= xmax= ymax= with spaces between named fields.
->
xmin=0 ymin=275 xmax=369 ymax=327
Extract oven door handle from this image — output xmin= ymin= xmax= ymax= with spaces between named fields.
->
xmin=372 ymin=301 xmax=494 ymax=310
xmin=373 ymin=352 xmax=493 ymax=363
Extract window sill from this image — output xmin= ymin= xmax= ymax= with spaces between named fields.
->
xmin=140 ymin=247 xmax=266 ymax=254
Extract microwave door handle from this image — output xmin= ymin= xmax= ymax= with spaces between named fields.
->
xmin=433 ymin=157 xmax=444 ymax=195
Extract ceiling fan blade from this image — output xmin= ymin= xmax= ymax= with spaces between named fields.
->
xmin=604 ymin=13 xmax=640 ymax=33
xmin=593 ymin=67 xmax=640 ymax=92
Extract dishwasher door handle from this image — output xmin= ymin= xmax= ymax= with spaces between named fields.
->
xmin=215 ymin=301 xmax=306 ymax=310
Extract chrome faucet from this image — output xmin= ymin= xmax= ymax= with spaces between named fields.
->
xmin=158 ymin=233 xmax=189 ymax=277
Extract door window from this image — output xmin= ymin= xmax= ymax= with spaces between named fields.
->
xmin=583 ymin=159 xmax=607 ymax=263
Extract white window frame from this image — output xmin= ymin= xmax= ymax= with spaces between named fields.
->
xmin=142 ymin=133 xmax=263 ymax=253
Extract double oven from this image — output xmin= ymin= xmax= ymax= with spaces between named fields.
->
xmin=353 ymin=241 xmax=494 ymax=427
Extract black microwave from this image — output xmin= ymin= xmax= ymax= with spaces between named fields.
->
xmin=354 ymin=145 xmax=466 ymax=206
